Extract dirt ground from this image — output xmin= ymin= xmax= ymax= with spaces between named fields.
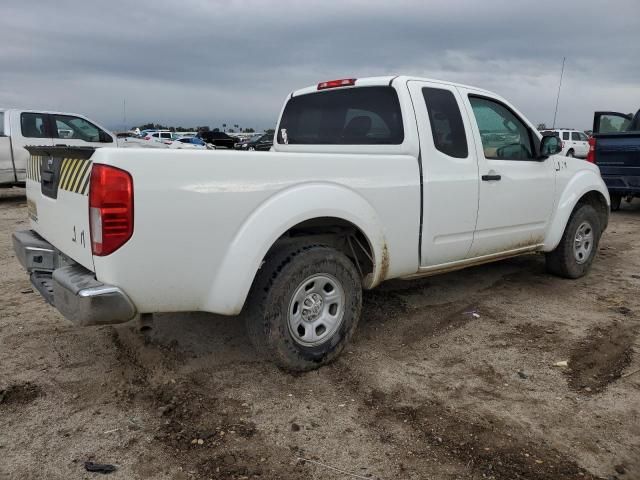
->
xmin=1 ymin=187 xmax=639 ymax=480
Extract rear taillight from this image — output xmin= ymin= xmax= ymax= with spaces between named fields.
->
xmin=144 ymin=136 xmax=151 ymax=140
xmin=89 ymin=164 xmax=133 ymax=256
xmin=586 ymin=137 xmax=596 ymax=163
xmin=317 ymin=78 xmax=356 ymax=90
xmin=561 ymin=141 xmax=564 ymax=149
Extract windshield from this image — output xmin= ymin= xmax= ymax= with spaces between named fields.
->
xmin=277 ymin=86 xmax=404 ymax=145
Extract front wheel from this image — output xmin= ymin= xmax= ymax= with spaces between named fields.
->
xmin=545 ymin=204 xmax=602 ymax=279
xmin=246 ymin=243 xmax=362 ymax=371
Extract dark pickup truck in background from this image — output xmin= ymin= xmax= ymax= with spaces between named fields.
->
xmin=197 ymin=130 xmax=238 ymax=149
xmin=589 ymin=109 xmax=640 ymax=210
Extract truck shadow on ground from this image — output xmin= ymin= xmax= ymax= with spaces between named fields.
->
xmin=139 ymin=254 xmax=546 ymax=363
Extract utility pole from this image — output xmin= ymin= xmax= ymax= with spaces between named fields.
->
xmin=552 ymin=57 xmax=565 ymax=129
xmin=122 ymin=98 xmax=127 ymax=131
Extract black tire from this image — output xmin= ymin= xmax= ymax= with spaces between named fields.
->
xmin=545 ymin=204 xmax=602 ymax=279
xmin=610 ymin=194 xmax=622 ymax=212
xmin=245 ymin=243 xmax=362 ymax=371
xmin=566 ymin=149 xmax=574 ymax=158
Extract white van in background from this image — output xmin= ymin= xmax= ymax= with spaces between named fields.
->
xmin=0 ymin=109 xmax=116 ymax=187
xmin=540 ymin=129 xmax=590 ymax=158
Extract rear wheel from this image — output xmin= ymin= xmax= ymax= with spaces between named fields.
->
xmin=566 ymin=149 xmax=574 ymax=158
xmin=545 ymin=204 xmax=602 ymax=279
xmin=246 ymin=243 xmax=362 ymax=371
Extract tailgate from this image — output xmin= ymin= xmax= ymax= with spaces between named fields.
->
xmin=25 ymin=146 xmax=95 ymax=271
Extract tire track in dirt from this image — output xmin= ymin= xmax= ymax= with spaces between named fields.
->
xmin=566 ymin=321 xmax=637 ymax=394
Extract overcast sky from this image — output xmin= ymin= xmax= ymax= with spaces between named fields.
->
xmin=1 ymin=0 xmax=639 ymax=131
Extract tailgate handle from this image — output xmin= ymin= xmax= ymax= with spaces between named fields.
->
xmin=41 ymin=170 xmax=54 ymax=182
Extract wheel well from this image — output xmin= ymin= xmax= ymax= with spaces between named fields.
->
xmin=577 ymin=190 xmax=609 ymax=230
xmin=266 ymin=217 xmax=374 ymax=280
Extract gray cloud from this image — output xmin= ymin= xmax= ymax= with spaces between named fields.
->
xmin=1 ymin=0 xmax=639 ymax=130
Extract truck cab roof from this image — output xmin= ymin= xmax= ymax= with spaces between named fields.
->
xmin=290 ymin=75 xmax=495 ymax=98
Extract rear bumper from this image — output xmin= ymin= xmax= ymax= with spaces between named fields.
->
xmin=602 ymin=175 xmax=640 ymax=195
xmin=12 ymin=230 xmax=136 ymax=326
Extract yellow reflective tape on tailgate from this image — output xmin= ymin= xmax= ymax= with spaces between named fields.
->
xmin=27 ymin=155 xmax=42 ymax=181
xmin=59 ymin=158 xmax=92 ymax=195
xmin=26 ymin=154 xmax=92 ymax=195
xmin=59 ymin=158 xmax=74 ymax=188
xmin=66 ymin=159 xmax=83 ymax=190
xmin=72 ymin=160 xmax=91 ymax=193
xmin=63 ymin=158 xmax=81 ymax=190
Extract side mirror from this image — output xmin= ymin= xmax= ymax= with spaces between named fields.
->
xmin=539 ymin=134 xmax=561 ymax=158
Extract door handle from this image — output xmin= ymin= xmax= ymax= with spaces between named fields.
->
xmin=481 ymin=174 xmax=501 ymax=181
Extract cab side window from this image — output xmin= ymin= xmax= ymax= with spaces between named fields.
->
xmin=562 ymin=132 xmax=570 ymax=140
xmin=571 ymin=132 xmax=581 ymax=141
xmin=51 ymin=114 xmax=110 ymax=143
xmin=422 ymin=87 xmax=468 ymax=158
xmin=469 ymin=96 xmax=534 ymax=160
xmin=21 ymin=113 xmax=48 ymax=138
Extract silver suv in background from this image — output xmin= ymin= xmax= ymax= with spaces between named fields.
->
xmin=540 ymin=129 xmax=589 ymax=158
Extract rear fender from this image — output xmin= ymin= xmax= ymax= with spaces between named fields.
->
xmin=543 ymin=170 xmax=610 ymax=251
xmin=205 ymin=182 xmax=386 ymax=315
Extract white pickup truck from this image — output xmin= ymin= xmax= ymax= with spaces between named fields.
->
xmin=13 ymin=76 xmax=610 ymax=371
xmin=0 ymin=109 xmax=116 ymax=187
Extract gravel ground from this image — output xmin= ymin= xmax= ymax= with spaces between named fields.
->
xmin=1 ymin=187 xmax=639 ymax=480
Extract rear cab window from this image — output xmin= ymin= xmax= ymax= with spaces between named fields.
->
xmin=0 ymin=111 xmax=4 ymax=136
xmin=422 ymin=87 xmax=468 ymax=158
xmin=277 ymin=86 xmax=404 ymax=145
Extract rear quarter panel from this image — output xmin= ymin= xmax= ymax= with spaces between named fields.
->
xmin=91 ymin=148 xmax=421 ymax=315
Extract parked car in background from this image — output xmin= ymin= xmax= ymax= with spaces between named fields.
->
xmin=197 ymin=130 xmax=237 ymax=149
xmin=589 ymin=109 xmax=640 ymax=210
xmin=171 ymin=132 xmax=197 ymax=139
xmin=540 ymin=129 xmax=589 ymax=158
xmin=139 ymin=129 xmax=157 ymax=138
xmin=143 ymin=130 xmax=173 ymax=145
xmin=234 ymin=132 xmax=274 ymax=151
xmin=13 ymin=75 xmax=609 ymax=371
xmin=0 ymin=109 xmax=116 ymax=186
xmin=169 ymin=136 xmax=211 ymax=149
